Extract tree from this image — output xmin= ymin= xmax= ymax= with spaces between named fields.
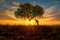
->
xmin=15 ymin=2 xmax=44 ymax=25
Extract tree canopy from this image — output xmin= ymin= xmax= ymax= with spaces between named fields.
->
xmin=15 ymin=2 xmax=44 ymax=19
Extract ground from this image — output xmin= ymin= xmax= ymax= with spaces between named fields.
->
xmin=0 ymin=25 xmax=60 ymax=40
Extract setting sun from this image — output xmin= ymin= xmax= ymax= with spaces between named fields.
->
xmin=29 ymin=19 xmax=36 ymax=25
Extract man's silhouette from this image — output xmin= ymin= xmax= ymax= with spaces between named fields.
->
xmin=35 ymin=19 xmax=39 ymax=25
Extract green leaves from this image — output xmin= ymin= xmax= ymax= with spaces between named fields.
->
xmin=30 ymin=12 xmax=35 ymax=17
xmin=15 ymin=2 xmax=44 ymax=18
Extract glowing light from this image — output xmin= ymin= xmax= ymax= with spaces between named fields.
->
xmin=29 ymin=19 xmax=36 ymax=25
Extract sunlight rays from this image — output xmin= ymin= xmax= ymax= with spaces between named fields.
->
xmin=0 ymin=5 xmax=60 ymax=25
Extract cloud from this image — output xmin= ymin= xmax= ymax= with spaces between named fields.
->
xmin=0 ymin=1 xmax=21 ymax=20
xmin=0 ymin=10 xmax=17 ymax=20
xmin=2 ymin=0 xmax=9 ymax=2
xmin=13 ymin=2 xmax=20 ymax=6
xmin=10 ymin=2 xmax=20 ymax=10
xmin=43 ymin=5 xmax=60 ymax=21
xmin=2 ymin=0 xmax=11 ymax=4
xmin=11 ymin=6 xmax=18 ymax=9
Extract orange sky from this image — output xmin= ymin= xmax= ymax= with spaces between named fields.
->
xmin=0 ymin=19 xmax=60 ymax=26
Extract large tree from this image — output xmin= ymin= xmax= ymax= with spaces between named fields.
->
xmin=15 ymin=2 xmax=44 ymax=25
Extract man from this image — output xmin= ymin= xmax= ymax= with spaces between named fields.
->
xmin=35 ymin=19 xmax=39 ymax=25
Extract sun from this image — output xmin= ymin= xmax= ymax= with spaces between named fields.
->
xmin=29 ymin=19 xmax=36 ymax=25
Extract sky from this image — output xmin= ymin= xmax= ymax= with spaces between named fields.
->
xmin=0 ymin=0 xmax=60 ymax=25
